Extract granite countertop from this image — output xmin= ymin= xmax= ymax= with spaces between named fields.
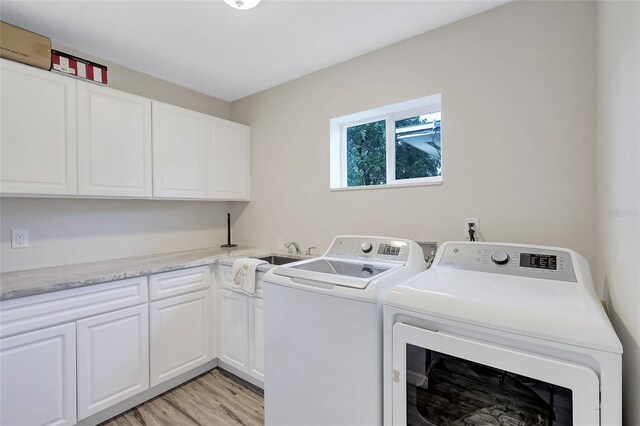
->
xmin=0 ymin=246 xmax=307 ymax=301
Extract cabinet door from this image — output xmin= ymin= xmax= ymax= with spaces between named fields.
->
xmin=219 ymin=289 xmax=249 ymax=371
xmin=0 ymin=59 xmax=77 ymax=195
xmin=249 ymin=297 xmax=264 ymax=381
xmin=150 ymin=290 xmax=211 ymax=386
xmin=0 ymin=323 xmax=76 ymax=426
xmin=207 ymin=119 xmax=250 ymax=200
xmin=152 ymin=102 xmax=207 ymax=198
xmin=77 ymin=82 xmax=152 ymax=197
xmin=77 ymin=304 xmax=149 ymax=420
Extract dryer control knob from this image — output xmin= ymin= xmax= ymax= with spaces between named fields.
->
xmin=361 ymin=242 xmax=373 ymax=253
xmin=491 ymin=251 xmax=510 ymax=265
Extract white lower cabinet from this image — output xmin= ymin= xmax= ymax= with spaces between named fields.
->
xmin=219 ymin=288 xmax=249 ymax=370
xmin=0 ymin=323 xmax=77 ymax=426
xmin=77 ymin=304 xmax=149 ymax=420
xmin=249 ymin=297 xmax=265 ymax=380
xmin=0 ymin=268 xmax=222 ymax=425
xmin=219 ymin=286 xmax=264 ymax=384
xmin=150 ymin=289 xmax=211 ymax=386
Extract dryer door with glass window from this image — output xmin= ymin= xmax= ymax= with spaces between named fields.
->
xmin=391 ymin=323 xmax=600 ymax=426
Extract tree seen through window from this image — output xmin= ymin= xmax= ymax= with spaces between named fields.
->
xmin=346 ymin=120 xmax=386 ymax=186
xmin=346 ymin=113 xmax=441 ymax=187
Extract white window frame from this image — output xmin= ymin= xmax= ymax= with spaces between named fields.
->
xmin=330 ymin=94 xmax=442 ymax=191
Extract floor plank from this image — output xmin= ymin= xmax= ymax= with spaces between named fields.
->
xmin=101 ymin=368 xmax=264 ymax=426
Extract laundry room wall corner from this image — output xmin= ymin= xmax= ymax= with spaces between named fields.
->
xmin=596 ymin=1 xmax=640 ymax=424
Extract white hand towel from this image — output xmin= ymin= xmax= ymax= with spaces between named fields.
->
xmin=232 ymin=258 xmax=268 ymax=296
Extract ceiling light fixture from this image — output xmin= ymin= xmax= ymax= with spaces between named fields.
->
xmin=223 ymin=0 xmax=261 ymax=10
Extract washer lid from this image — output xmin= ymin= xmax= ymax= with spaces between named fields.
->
xmin=272 ymin=258 xmax=395 ymax=289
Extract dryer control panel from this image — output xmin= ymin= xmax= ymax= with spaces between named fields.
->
xmin=437 ymin=243 xmax=577 ymax=282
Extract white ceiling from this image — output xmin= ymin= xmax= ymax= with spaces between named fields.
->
xmin=1 ymin=1 xmax=508 ymax=101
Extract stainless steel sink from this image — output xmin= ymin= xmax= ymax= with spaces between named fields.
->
xmin=256 ymin=255 xmax=301 ymax=266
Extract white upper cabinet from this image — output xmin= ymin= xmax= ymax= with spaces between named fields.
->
xmin=0 ymin=59 xmax=77 ymax=195
xmin=207 ymin=118 xmax=250 ymax=200
xmin=77 ymin=82 xmax=152 ymax=197
xmin=0 ymin=61 xmax=250 ymax=200
xmin=152 ymin=102 xmax=208 ymax=199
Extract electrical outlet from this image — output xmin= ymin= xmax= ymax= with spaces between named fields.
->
xmin=11 ymin=229 xmax=29 ymax=248
xmin=464 ymin=218 xmax=479 ymax=240
xmin=276 ymin=237 xmax=285 ymax=251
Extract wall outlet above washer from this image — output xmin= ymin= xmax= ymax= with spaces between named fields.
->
xmin=464 ymin=218 xmax=479 ymax=240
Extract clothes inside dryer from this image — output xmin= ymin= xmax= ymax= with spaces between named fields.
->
xmin=405 ymin=344 xmax=573 ymax=426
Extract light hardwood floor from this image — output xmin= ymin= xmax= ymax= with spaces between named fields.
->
xmin=101 ymin=369 xmax=264 ymax=426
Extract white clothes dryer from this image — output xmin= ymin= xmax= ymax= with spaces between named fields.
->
xmin=383 ymin=241 xmax=622 ymax=426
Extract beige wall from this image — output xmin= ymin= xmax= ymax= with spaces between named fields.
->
xmin=0 ymin=46 xmax=234 ymax=272
xmin=230 ymin=1 xmax=598 ymax=268
xmin=596 ymin=1 xmax=640 ymax=424
xmin=0 ymin=199 xmax=232 ymax=272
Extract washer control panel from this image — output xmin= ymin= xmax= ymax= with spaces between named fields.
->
xmin=437 ymin=243 xmax=577 ymax=282
xmin=327 ymin=237 xmax=410 ymax=263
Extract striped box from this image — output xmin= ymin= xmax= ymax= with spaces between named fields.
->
xmin=51 ymin=49 xmax=107 ymax=85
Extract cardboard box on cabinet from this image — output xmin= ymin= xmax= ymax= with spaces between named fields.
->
xmin=0 ymin=22 xmax=51 ymax=70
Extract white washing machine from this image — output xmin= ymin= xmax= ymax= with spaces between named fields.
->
xmin=383 ymin=241 xmax=622 ymax=426
xmin=264 ymin=235 xmax=426 ymax=426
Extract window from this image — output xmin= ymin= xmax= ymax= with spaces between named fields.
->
xmin=330 ymin=94 xmax=442 ymax=190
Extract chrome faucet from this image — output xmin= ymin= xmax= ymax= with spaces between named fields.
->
xmin=305 ymin=246 xmax=317 ymax=256
xmin=285 ymin=241 xmax=301 ymax=255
